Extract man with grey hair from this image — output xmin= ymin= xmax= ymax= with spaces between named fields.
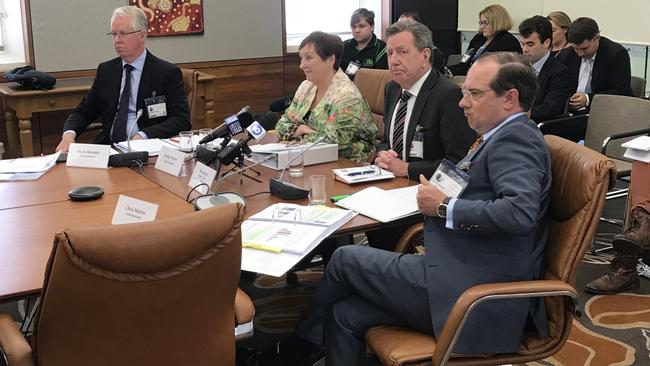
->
xmin=56 ymin=5 xmax=190 ymax=152
xmin=282 ymin=52 xmax=550 ymax=365
xmin=368 ymin=20 xmax=475 ymax=250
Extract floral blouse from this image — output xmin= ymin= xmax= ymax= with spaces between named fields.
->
xmin=275 ymin=69 xmax=377 ymax=162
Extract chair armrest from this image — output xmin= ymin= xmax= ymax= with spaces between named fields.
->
xmin=0 ymin=312 xmax=34 ymax=366
xmin=601 ymin=127 xmax=650 ymax=155
xmin=394 ymin=223 xmax=424 ymax=254
xmin=537 ymin=114 xmax=586 ymax=129
xmin=431 ymin=280 xmax=577 ymax=366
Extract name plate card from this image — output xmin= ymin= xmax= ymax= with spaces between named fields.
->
xmin=154 ymin=145 xmax=186 ymax=176
xmin=66 ymin=143 xmax=111 ymax=169
xmin=111 ymin=195 xmax=159 ymax=225
xmin=188 ymin=161 xmax=217 ymax=194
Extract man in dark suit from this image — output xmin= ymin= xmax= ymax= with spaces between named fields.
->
xmin=374 ymin=20 xmax=475 ymax=181
xmin=287 ymin=52 xmax=551 ymax=365
xmin=519 ymin=16 xmax=572 ymax=122
xmin=558 ymin=17 xmax=632 ymax=113
xmin=56 ymin=6 xmax=190 ymax=152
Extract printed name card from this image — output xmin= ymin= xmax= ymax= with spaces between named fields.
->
xmin=154 ymin=145 xmax=186 ymax=176
xmin=66 ymin=143 xmax=111 ymax=169
xmin=188 ymin=161 xmax=217 ymax=194
xmin=111 ymin=195 xmax=159 ymax=225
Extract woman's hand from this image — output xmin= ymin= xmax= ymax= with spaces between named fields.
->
xmin=291 ymin=124 xmax=316 ymax=138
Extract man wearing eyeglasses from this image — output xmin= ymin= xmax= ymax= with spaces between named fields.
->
xmin=287 ymin=52 xmax=551 ymax=365
xmin=558 ymin=17 xmax=632 ymax=114
xmin=56 ymin=5 xmax=190 ymax=152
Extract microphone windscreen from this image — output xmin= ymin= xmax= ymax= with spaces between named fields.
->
xmin=269 ymin=96 xmax=293 ymax=112
xmin=255 ymin=112 xmax=279 ymax=130
xmin=237 ymin=112 xmax=255 ymax=129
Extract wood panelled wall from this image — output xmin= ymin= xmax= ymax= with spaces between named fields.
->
xmin=0 ymin=55 xmax=307 ymax=158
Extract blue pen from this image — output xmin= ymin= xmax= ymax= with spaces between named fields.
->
xmin=347 ymin=170 xmax=376 ymax=176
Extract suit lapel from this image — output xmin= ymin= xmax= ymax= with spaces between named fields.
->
xmin=137 ymin=51 xmax=154 ymax=116
xmin=107 ymin=58 xmax=124 ymax=131
xmin=384 ymin=82 xmax=400 ymax=142
xmin=405 ymin=70 xmax=438 ymax=157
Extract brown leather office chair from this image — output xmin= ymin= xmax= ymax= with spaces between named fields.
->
xmin=181 ymin=68 xmax=200 ymax=125
xmin=365 ymin=135 xmax=616 ymax=365
xmin=0 ymin=204 xmax=248 ymax=366
xmin=353 ymin=68 xmax=391 ymax=141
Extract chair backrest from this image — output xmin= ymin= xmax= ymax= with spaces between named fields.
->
xmin=451 ymin=75 xmax=466 ymax=86
xmin=181 ymin=68 xmax=200 ymax=125
xmin=630 ymin=76 xmax=646 ymax=98
xmin=519 ymin=135 xmax=615 ymax=355
xmin=584 ymin=94 xmax=650 ymax=161
xmin=354 ymin=68 xmax=391 ymax=141
xmin=446 ymin=54 xmax=463 ymax=67
xmin=32 ymin=204 xmax=245 ymax=366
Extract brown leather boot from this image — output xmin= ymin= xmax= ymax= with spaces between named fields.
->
xmin=621 ymin=208 xmax=650 ymax=249
xmin=584 ymin=253 xmax=640 ymax=295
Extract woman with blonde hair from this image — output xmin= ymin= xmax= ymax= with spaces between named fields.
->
xmin=547 ymin=11 xmax=572 ymax=55
xmin=448 ymin=4 xmax=521 ymax=75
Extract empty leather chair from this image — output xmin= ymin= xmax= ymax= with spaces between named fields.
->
xmin=0 ymin=204 xmax=246 ymax=366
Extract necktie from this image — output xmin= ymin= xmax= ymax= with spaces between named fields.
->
xmin=467 ymin=135 xmax=484 ymax=155
xmin=392 ymin=90 xmax=412 ymax=159
xmin=112 ymin=64 xmax=134 ymax=142
xmin=577 ymin=58 xmax=593 ymax=94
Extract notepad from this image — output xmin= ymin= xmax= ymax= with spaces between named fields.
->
xmin=335 ymin=186 xmax=419 ymax=223
xmin=622 ymin=136 xmax=650 ymax=163
xmin=332 ymin=165 xmax=395 ymax=184
xmin=115 ymin=138 xmax=179 ymax=156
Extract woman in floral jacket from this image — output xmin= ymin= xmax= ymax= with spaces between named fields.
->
xmin=275 ymin=31 xmax=377 ymax=162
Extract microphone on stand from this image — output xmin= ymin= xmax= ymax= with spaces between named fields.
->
xmin=109 ymin=110 xmax=149 ymax=167
xmin=269 ymin=137 xmax=326 ymax=200
xmin=194 ymin=119 xmax=272 ymax=211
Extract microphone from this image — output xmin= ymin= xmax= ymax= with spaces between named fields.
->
xmin=198 ymin=106 xmax=251 ymax=144
xmin=216 ymin=113 xmax=275 ymax=165
xmin=108 ymin=110 xmax=149 ymax=167
xmin=269 ymin=96 xmax=293 ymax=113
xmin=269 ymin=137 xmax=326 ymax=200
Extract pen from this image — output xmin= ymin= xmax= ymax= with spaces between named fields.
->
xmin=330 ymin=194 xmax=351 ymax=202
xmin=347 ymin=170 xmax=376 ymax=176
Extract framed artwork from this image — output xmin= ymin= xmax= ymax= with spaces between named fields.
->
xmin=129 ymin=0 xmax=204 ymax=37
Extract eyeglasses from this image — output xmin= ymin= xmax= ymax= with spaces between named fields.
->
xmin=478 ymin=20 xmax=489 ymax=27
xmin=107 ymin=29 xmax=143 ymax=39
xmin=461 ymin=88 xmax=491 ymax=100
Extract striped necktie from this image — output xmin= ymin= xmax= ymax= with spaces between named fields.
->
xmin=112 ymin=64 xmax=134 ymax=142
xmin=392 ymin=90 xmax=412 ymax=159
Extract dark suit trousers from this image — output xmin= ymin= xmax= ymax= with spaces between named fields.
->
xmin=295 ymin=245 xmax=433 ymax=366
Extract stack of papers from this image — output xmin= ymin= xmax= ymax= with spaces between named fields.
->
xmin=622 ymin=136 xmax=650 ymax=163
xmin=241 ymin=203 xmax=356 ymax=276
xmin=115 ymin=138 xmax=180 ymax=156
xmin=335 ymin=186 xmax=419 ymax=223
xmin=333 ymin=165 xmax=395 ymax=184
xmin=0 ymin=152 xmax=60 ymax=181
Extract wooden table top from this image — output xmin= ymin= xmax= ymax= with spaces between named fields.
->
xmin=0 ymin=186 xmax=194 ymax=302
xmin=0 ymin=164 xmax=159 ymax=210
xmin=138 ymin=156 xmax=418 ymax=235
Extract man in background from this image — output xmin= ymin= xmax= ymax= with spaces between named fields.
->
xmin=519 ymin=15 xmax=572 ymax=122
xmin=56 ymin=5 xmax=190 ymax=152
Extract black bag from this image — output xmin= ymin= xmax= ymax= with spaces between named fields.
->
xmin=4 ymin=66 xmax=56 ymax=90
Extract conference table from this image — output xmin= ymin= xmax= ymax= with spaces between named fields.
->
xmin=0 ymin=72 xmax=217 ymax=158
xmin=0 ymin=149 xmax=419 ymax=303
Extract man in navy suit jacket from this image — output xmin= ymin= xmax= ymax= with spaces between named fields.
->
xmin=289 ymin=52 xmax=551 ymax=365
xmin=558 ymin=17 xmax=632 ymax=112
xmin=519 ymin=16 xmax=572 ymax=122
xmin=56 ymin=6 xmax=190 ymax=152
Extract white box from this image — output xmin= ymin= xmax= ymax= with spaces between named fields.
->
xmin=246 ymin=143 xmax=339 ymax=170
